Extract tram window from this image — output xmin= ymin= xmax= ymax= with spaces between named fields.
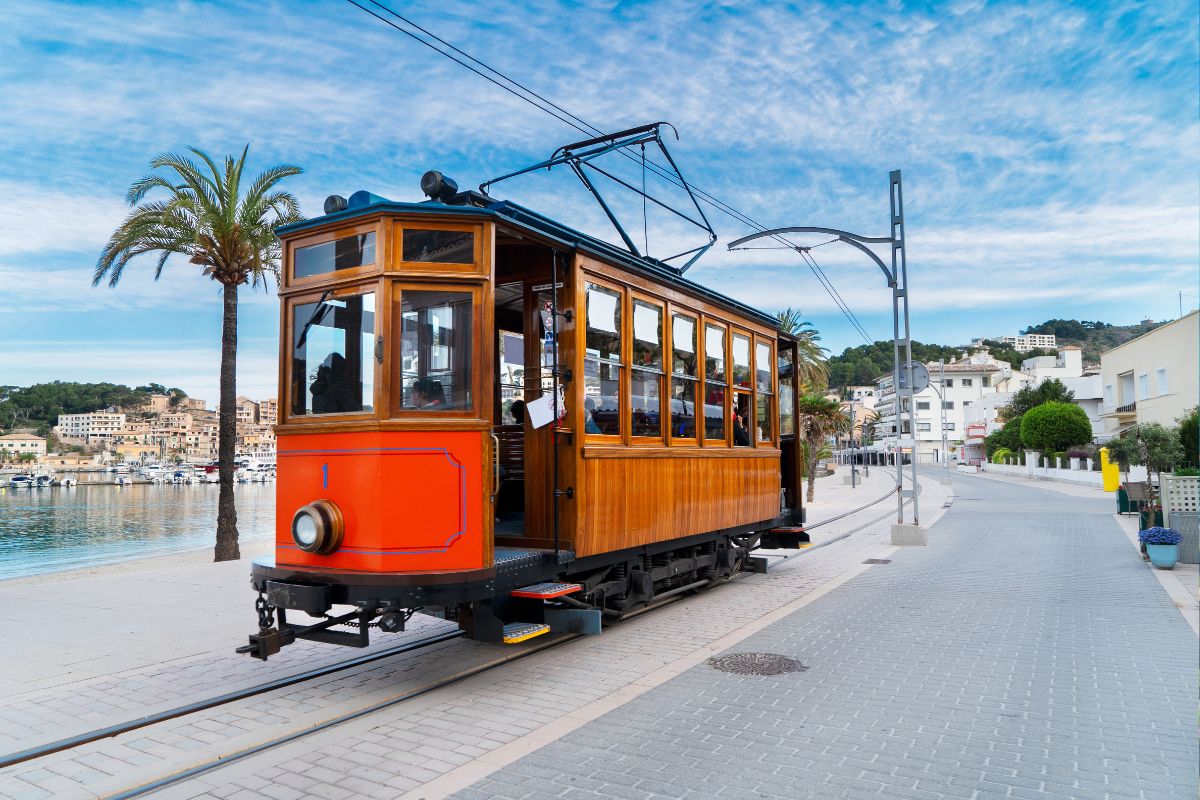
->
xmin=631 ymin=300 xmax=663 ymax=438
xmin=400 ymin=290 xmax=473 ymax=411
xmin=704 ymin=324 xmax=725 ymax=382
xmin=294 ymin=232 xmax=375 ymax=279
xmin=733 ymin=392 xmax=752 ymax=447
xmin=670 ymin=379 xmax=697 ymax=439
xmin=755 ymin=341 xmax=773 ymax=393
xmin=583 ymin=362 xmax=621 ymax=435
xmin=291 ymin=292 xmax=375 ymax=416
xmin=402 ymin=229 xmax=474 ymax=264
xmin=499 ymin=330 xmax=524 ymax=423
xmin=732 ymin=333 xmax=752 ymax=389
xmin=584 ymin=283 xmax=622 ymax=437
xmin=671 ymin=314 xmax=698 ymax=439
xmin=703 ymin=323 xmax=727 ymax=442
xmin=756 ymin=394 xmax=773 ymax=443
xmin=778 ymin=349 xmax=795 ymax=437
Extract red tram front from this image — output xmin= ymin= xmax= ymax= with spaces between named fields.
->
xmin=240 ymin=173 xmax=808 ymax=659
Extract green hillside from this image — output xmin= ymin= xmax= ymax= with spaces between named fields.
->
xmin=826 ymin=318 xmax=1167 ymax=392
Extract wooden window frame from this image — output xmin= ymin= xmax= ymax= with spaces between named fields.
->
xmin=394 ymin=221 xmax=486 ymax=276
xmin=629 ymin=294 xmax=666 ymax=445
xmin=582 ymin=274 xmax=626 ymax=444
xmin=753 ymin=336 xmax=776 ymax=448
xmin=700 ymin=318 xmax=731 ymax=447
xmin=389 ymin=280 xmax=485 ymax=420
xmin=285 ymin=220 xmax=382 ymax=291
xmin=668 ymin=307 xmax=701 ymax=447
xmin=281 ymin=279 xmax=384 ymax=426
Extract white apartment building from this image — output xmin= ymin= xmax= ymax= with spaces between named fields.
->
xmin=1020 ymin=346 xmax=1082 ymax=380
xmin=1100 ymin=311 xmax=1198 ymax=437
xmin=1001 ymin=333 xmax=1056 ymax=351
xmin=57 ymin=411 xmax=127 ymax=444
xmin=875 ymin=354 xmax=1004 ymax=462
xmin=0 ymin=433 xmax=47 ymax=458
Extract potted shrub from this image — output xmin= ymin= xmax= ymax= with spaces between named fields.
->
xmin=1138 ymin=527 xmax=1182 ymax=569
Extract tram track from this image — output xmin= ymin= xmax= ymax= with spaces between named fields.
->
xmin=0 ymin=628 xmax=464 ymax=770
xmin=100 ymin=586 xmax=709 ymax=800
xmin=5 ymin=476 xmax=930 ymax=798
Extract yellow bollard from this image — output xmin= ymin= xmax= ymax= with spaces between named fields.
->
xmin=1099 ymin=447 xmax=1119 ymax=492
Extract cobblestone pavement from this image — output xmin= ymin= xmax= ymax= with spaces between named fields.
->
xmin=455 ymin=474 xmax=1198 ymax=800
xmin=0 ymin=470 xmax=944 ymax=799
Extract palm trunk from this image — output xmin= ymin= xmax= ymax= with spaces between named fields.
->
xmin=214 ymin=282 xmax=241 ymax=562
xmin=806 ymin=455 xmax=817 ymax=503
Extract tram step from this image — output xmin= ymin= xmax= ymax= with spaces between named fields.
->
xmin=510 ymin=582 xmax=582 ymax=599
xmin=502 ymin=622 xmax=551 ymax=644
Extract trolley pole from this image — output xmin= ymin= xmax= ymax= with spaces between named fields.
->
xmin=940 ymin=359 xmax=950 ymax=485
xmin=727 ymin=170 xmax=924 ymax=545
xmin=848 ymin=397 xmax=857 ymax=488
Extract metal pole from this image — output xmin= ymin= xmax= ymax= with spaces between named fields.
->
xmin=940 ymin=359 xmax=948 ymax=484
xmin=891 ymin=170 xmax=918 ymax=526
xmin=849 ymin=397 xmax=857 ymax=488
xmin=891 ymin=280 xmax=903 ymax=523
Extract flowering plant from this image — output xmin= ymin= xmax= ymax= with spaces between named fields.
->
xmin=1138 ymin=527 xmax=1181 ymax=545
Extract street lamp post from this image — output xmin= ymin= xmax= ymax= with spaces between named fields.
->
xmin=728 ymin=171 xmax=924 ymax=543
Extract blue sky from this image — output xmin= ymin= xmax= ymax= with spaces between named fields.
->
xmin=0 ymin=0 xmax=1196 ymax=404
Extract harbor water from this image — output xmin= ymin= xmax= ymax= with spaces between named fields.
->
xmin=0 ymin=483 xmax=275 ymax=580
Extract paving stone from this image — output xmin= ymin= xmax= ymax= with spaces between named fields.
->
xmin=447 ymin=475 xmax=1197 ymax=800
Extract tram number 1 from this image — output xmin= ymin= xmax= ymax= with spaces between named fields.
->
xmin=321 ymin=463 xmax=329 ymax=489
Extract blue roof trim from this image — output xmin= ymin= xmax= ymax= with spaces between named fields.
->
xmin=276 ymin=195 xmax=778 ymax=329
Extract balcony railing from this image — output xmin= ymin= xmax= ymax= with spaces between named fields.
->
xmin=1115 ymin=401 xmax=1136 ymax=414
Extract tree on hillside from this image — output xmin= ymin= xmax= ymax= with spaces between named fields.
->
xmin=1019 ymin=402 xmax=1092 ymax=453
xmin=796 ymin=394 xmax=848 ymax=503
xmin=95 ymin=146 xmax=303 ymax=562
xmin=776 ymin=308 xmax=829 ymax=391
xmin=998 ymin=379 xmax=1075 ymax=423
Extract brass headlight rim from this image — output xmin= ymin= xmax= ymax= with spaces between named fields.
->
xmin=291 ymin=499 xmax=344 ymax=555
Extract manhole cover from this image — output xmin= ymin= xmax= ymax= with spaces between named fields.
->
xmin=708 ymin=653 xmax=807 ymax=675
xmin=863 ymin=558 xmax=891 ymax=564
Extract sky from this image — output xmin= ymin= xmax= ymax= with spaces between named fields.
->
xmin=0 ymin=0 xmax=1196 ymax=404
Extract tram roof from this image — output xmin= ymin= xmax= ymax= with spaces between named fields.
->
xmin=277 ymin=195 xmax=781 ymax=330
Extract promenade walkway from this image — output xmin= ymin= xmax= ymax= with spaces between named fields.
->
xmin=454 ymin=473 xmax=1198 ymax=800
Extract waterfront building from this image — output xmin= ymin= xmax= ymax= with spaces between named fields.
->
xmin=0 ymin=433 xmax=47 ymax=459
xmin=235 ymin=396 xmax=259 ymax=427
xmin=1099 ymin=310 xmax=1198 ymax=437
xmin=258 ymin=398 xmax=279 ymax=425
xmin=56 ymin=410 xmax=127 ymax=445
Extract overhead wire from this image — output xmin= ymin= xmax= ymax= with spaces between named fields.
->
xmin=345 ymin=0 xmax=878 ymax=344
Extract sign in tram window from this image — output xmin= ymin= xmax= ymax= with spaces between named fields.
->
xmin=291 ymin=292 xmax=375 ymax=416
xmin=400 ymin=290 xmax=473 ymax=411
xmin=294 ymin=232 xmax=375 ymax=279
xmin=402 ymin=229 xmax=474 ymax=264
xmin=584 ymin=283 xmax=622 ymax=436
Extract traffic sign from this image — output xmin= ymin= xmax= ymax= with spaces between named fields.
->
xmin=898 ymin=361 xmax=929 ymax=393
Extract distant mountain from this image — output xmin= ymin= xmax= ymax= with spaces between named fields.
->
xmin=825 ymin=318 xmax=1168 ymax=392
xmin=1020 ymin=318 xmax=1165 ymax=363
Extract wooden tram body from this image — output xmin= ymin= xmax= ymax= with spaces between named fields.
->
xmin=242 ymin=177 xmax=809 ymax=659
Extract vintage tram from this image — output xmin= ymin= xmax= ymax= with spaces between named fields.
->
xmin=239 ymin=170 xmax=810 ymax=660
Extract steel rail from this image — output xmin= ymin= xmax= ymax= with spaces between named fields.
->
xmin=96 ymin=579 xmax=737 ymax=799
xmin=0 ymin=628 xmax=465 ymax=770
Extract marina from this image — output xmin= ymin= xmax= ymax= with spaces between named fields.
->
xmin=0 ymin=483 xmax=275 ymax=581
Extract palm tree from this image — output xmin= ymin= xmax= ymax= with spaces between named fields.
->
xmin=796 ymin=394 xmax=849 ymax=503
xmin=776 ymin=307 xmax=829 ymax=391
xmin=95 ymin=147 xmax=303 ymax=561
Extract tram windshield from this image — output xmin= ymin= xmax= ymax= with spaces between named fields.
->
xmin=291 ymin=292 xmax=376 ymax=416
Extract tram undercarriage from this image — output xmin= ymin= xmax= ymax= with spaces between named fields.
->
xmin=239 ymin=520 xmax=808 ymax=660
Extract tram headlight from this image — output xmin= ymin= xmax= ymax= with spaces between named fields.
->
xmin=290 ymin=500 xmax=344 ymax=555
